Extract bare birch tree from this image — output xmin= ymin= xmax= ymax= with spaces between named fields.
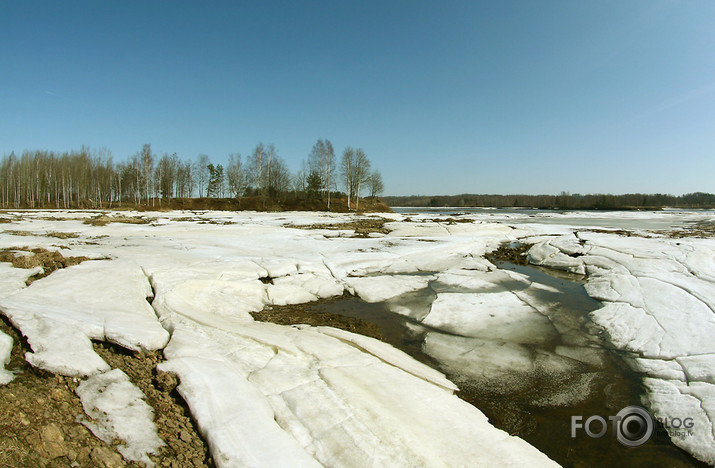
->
xmin=368 ymin=169 xmax=384 ymax=198
xmin=195 ymin=154 xmax=210 ymax=197
xmin=341 ymin=147 xmax=355 ymax=209
xmin=227 ymin=153 xmax=246 ymax=199
xmin=353 ymin=148 xmax=371 ymax=211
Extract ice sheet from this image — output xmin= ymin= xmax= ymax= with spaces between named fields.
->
xmin=345 ymin=274 xmax=433 ymax=303
xmin=422 ymin=332 xmax=598 ymax=406
xmin=644 ymin=378 xmax=715 ymax=465
xmin=575 ymin=230 xmax=715 ymax=462
xmin=158 ymin=320 xmax=557 ymax=467
xmin=423 ymin=292 xmax=556 ymax=344
xmin=0 ymin=260 xmax=169 ymax=376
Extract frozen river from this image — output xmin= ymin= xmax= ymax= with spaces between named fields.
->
xmin=0 ymin=209 xmax=713 ymax=466
xmin=393 ymin=207 xmax=715 ymax=231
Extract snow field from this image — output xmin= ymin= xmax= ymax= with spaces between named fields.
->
xmin=1 ymin=209 xmax=713 ymax=465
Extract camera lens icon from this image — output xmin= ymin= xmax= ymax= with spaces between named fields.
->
xmin=615 ymin=406 xmax=654 ymax=447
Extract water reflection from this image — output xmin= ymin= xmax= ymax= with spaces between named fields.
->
xmin=304 ymin=263 xmax=703 ymax=466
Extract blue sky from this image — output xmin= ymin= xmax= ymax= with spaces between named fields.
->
xmin=1 ymin=1 xmax=713 ymax=196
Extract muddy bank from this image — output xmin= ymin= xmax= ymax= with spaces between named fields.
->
xmin=251 ymin=293 xmax=383 ymax=340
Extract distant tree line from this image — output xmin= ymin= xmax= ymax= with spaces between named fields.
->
xmin=0 ymin=140 xmax=385 ymax=210
xmin=384 ymin=192 xmax=715 ymax=210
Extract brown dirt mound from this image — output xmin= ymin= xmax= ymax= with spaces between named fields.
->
xmin=292 ymin=217 xmax=391 ymax=237
xmin=84 ymin=215 xmax=153 ymax=227
xmin=46 ymin=232 xmax=80 ymax=239
xmin=92 ymin=342 xmax=214 ymax=467
xmin=0 ymin=248 xmax=90 ymax=285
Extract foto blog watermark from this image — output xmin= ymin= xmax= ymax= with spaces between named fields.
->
xmin=571 ymin=405 xmax=695 ymax=447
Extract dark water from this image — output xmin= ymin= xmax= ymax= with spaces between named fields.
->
xmin=303 ymin=264 xmax=704 ymax=467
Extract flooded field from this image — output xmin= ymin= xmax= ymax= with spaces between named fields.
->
xmin=291 ymin=264 xmax=704 ymax=467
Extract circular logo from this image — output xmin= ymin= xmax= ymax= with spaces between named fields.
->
xmin=615 ymin=406 xmax=653 ymax=447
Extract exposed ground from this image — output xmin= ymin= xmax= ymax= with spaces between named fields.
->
xmin=0 ymin=246 xmax=213 ymax=467
xmin=0 ymin=247 xmax=91 ymax=285
xmin=251 ymin=293 xmax=383 ymax=340
xmin=486 ymin=242 xmax=531 ymax=266
xmin=0 ymin=316 xmax=213 ymax=468
xmin=84 ymin=215 xmax=154 ymax=227
xmin=667 ymin=221 xmax=715 ymax=239
xmin=290 ymin=217 xmax=391 ymax=237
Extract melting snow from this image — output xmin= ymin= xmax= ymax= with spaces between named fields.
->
xmin=0 ymin=208 xmax=713 ymax=465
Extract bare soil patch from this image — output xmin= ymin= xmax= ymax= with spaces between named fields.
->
xmin=84 ymin=215 xmax=154 ymax=227
xmin=434 ymin=217 xmax=475 ymax=224
xmin=2 ymin=230 xmax=35 ymax=237
xmin=92 ymin=342 xmax=214 ymax=468
xmin=666 ymin=221 xmax=715 ymax=239
xmin=0 ymin=247 xmax=90 ymax=285
xmin=0 ymin=316 xmax=213 ymax=468
xmin=46 ymin=232 xmax=80 ymax=239
xmin=486 ymin=243 xmax=531 ymax=266
xmin=292 ymin=217 xmax=391 ymax=237
xmin=251 ymin=293 xmax=383 ymax=340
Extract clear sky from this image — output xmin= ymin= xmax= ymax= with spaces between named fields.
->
xmin=1 ymin=1 xmax=713 ymax=196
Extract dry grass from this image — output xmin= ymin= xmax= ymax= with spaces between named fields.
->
xmin=666 ymin=221 xmax=715 ymax=239
xmin=0 ymin=436 xmax=25 ymax=466
xmin=292 ymin=217 xmax=391 ymax=237
xmin=2 ymin=230 xmax=35 ymax=237
xmin=83 ymin=214 xmax=153 ymax=226
xmin=0 ymin=247 xmax=91 ymax=285
xmin=45 ymin=232 xmax=80 ymax=239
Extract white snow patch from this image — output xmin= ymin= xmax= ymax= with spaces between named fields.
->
xmin=0 ymin=330 xmax=14 ymax=385
xmin=0 ymin=262 xmax=42 ymax=298
xmin=590 ymin=302 xmax=665 ymax=357
xmin=633 ymin=358 xmax=686 ymax=381
xmin=158 ymin=317 xmax=557 ymax=467
xmin=161 ymin=278 xmax=265 ymax=323
xmin=159 ymin=356 xmax=321 ymax=468
xmin=528 ymin=240 xmax=585 ymax=275
xmin=76 ymin=369 xmax=164 ymax=465
xmin=272 ymin=272 xmax=344 ymax=300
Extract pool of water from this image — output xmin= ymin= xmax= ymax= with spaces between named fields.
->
xmin=303 ymin=264 xmax=704 ymax=467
